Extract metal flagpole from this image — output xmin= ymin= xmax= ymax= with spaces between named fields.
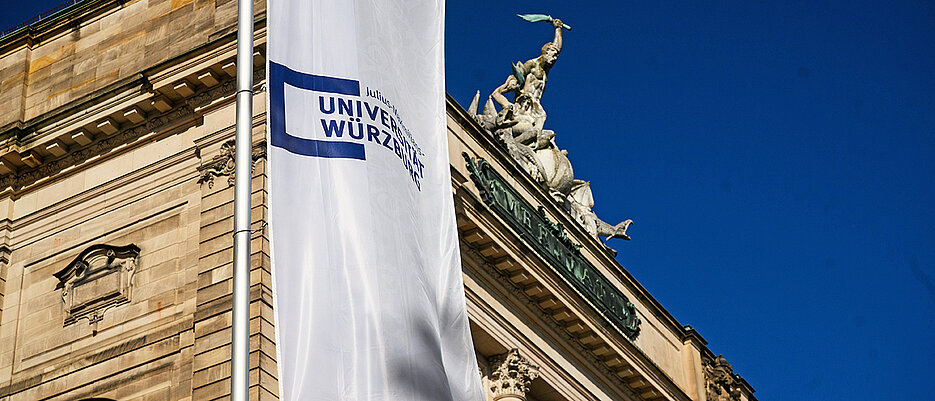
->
xmin=231 ymin=0 xmax=253 ymax=398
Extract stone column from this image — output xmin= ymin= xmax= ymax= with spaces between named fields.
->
xmin=487 ymin=349 xmax=540 ymax=401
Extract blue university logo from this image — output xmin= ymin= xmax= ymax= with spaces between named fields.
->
xmin=269 ymin=62 xmax=425 ymax=190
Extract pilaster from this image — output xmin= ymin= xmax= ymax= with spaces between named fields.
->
xmin=192 ymin=135 xmax=276 ymax=401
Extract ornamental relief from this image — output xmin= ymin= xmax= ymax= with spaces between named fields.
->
xmin=196 ymin=139 xmax=268 ymax=188
xmin=53 ymin=244 xmax=141 ymax=335
xmin=463 ymin=154 xmax=640 ymax=340
xmin=703 ymin=354 xmax=742 ymax=401
xmin=0 ymin=66 xmax=265 ymax=193
xmin=487 ymin=349 xmax=540 ymax=401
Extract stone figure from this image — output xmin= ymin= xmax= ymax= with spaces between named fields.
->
xmin=469 ymin=15 xmax=633 ymax=247
xmin=703 ymin=354 xmax=742 ymax=401
xmin=481 ymin=16 xmax=563 ymax=152
xmin=566 ymin=180 xmax=634 ymax=241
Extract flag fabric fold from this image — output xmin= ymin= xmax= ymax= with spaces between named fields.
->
xmin=267 ymin=0 xmax=484 ymax=399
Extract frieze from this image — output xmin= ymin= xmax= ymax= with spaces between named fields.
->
xmin=0 ymin=66 xmax=265 ymax=192
xmin=463 ymin=153 xmax=640 ymax=340
xmin=460 ymin=241 xmax=643 ymax=400
xmin=0 ymin=106 xmax=195 ymax=192
xmin=187 ymin=66 xmax=265 ymax=110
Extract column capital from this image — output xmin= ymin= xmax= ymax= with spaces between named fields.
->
xmin=487 ymin=349 xmax=540 ymax=401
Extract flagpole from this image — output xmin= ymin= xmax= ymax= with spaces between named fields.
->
xmin=231 ymin=0 xmax=254 ymax=398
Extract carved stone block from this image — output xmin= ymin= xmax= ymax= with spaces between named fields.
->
xmin=197 ymin=71 xmax=219 ymax=87
xmin=96 ymin=117 xmax=119 ymax=135
xmin=487 ymin=349 xmax=540 ymax=401
xmin=197 ymin=139 xmax=267 ymax=188
xmin=21 ymin=152 xmax=42 ymax=168
xmin=703 ymin=354 xmax=743 ymax=401
xmin=221 ymin=61 xmax=236 ymax=77
xmin=151 ymin=96 xmax=173 ymax=113
xmin=54 ymin=244 xmax=141 ymax=334
xmin=173 ymin=81 xmax=195 ymax=97
xmin=71 ymin=130 xmax=94 ymax=146
xmin=45 ymin=141 xmax=67 ymax=157
xmin=123 ymin=106 xmax=146 ymax=124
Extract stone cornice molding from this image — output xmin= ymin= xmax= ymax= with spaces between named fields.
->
xmin=460 ymin=240 xmax=642 ymax=400
xmin=0 ymin=6 xmax=269 ymax=191
xmin=455 ymin=195 xmax=689 ymax=401
xmin=462 ymin=154 xmax=641 ymax=340
xmin=0 ymin=64 xmax=265 ymax=194
xmin=0 ymin=106 xmax=196 ymax=192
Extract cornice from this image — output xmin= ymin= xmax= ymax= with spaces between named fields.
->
xmin=447 ymin=96 xmax=693 ymax=343
xmin=449 ymin=97 xmax=757 ymax=398
xmin=0 ymin=61 xmax=265 ymax=195
xmin=456 ymin=190 xmax=690 ymax=401
xmin=0 ymin=105 xmax=195 ymax=193
xmin=0 ymin=0 xmax=118 ymax=56
xmin=0 ymin=7 xmax=269 ymax=186
xmin=461 ymin=255 xmax=640 ymax=401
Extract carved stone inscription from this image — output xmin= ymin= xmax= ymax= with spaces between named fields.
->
xmin=54 ymin=244 xmax=141 ymax=333
xmin=464 ymin=154 xmax=640 ymax=340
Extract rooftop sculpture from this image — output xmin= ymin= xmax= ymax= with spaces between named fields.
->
xmin=469 ymin=15 xmax=633 ymax=249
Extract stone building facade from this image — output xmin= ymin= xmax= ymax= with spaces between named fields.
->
xmin=0 ymin=0 xmax=756 ymax=400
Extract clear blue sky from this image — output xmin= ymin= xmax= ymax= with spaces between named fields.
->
xmin=4 ymin=1 xmax=934 ymax=400
xmin=445 ymin=1 xmax=935 ymax=400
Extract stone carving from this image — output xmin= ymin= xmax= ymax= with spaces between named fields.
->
xmin=0 ymin=65 xmax=264 ymax=193
xmin=188 ymin=66 xmax=265 ymax=110
xmin=54 ymin=244 xmax=141 ymax=335
xmin=0 ymin=106 xmax=195 ymax=192
xmin=703 ymin=354 xmax=742 ymax=401
xmin=196 ymin=139 xmax=267 ymax=188
xmin=460 ymin=242 xmax=642 ymax=400
xmin=487 ymin=349 xmax=540 ymax=401
xmin=464 ymin=154 xmax=641 ymax=339
xmin=469 ymin=16 xmax=632 ymax=247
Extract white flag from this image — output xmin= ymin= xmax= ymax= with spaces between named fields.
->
xmin=267 ymin=0 xmax=484 ymax=400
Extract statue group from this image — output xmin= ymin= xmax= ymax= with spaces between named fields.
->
xmin=469 ymin=15 xmax=633 ymax=248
